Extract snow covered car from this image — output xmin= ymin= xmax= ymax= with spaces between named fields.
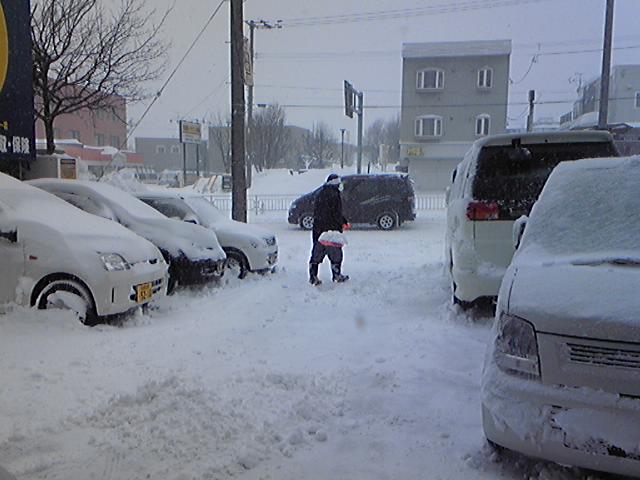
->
xmin=135 ymin=191 xmax=278 ymax=278
xmin=0 ymin=173 xmax=167 ymax=325
xmin=445 ymin=130 xmax=618 ymax=308
xmin=28 ymin=180 xmax=226 ymax=292
xmin=482 ymin=156 xmax=640 ymax=477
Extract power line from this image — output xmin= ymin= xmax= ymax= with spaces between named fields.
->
xmin=278 ymin=0 xmax=553 ymax=27
xmin=253 ymin=95 xmax=640 ymax=110
xmin=122 ymin=0 xmax=226 ymax=149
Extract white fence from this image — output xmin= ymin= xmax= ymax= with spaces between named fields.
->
xmin=203 ymin=193 xmax=446 ymax=215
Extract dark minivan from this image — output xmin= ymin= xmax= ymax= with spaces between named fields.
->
xmin=288 ymin=174 xmax=416 ymax=230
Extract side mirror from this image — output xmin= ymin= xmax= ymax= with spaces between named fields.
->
xmin=183 ymin=214 xmax=199 ymax=225
xmin=0 ymin=228 xmax=17 ymax=243
xmin=512 ymin=215 xmax=528 ymax=250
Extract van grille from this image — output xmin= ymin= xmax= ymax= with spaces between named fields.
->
xmin=567 ymin=342 xmax=640 ymax=370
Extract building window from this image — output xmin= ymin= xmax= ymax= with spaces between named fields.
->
xmin=94 ymin=133 xmax=105 ymax=146
xmin=110 ymin=136 xmax=120 ymax=148
xmin=478 ymin=67 xmax=493 ymax=89
xmin=171 ymin=145 xmax=181 ymax=154
xmin=415 ymin=115 xmax=443 ymax=138
xmin=53 ymin=128 xmax=60 ymax=138
xmin=70 ymin=130 xmax=81 ymax=141
xmin=416 ymin=68 xmax=444 ymax=90
xmin=635 ymin=92 xmax=640 ymax=109
xmin=156 ymin=145 xmax=166 ymax=154
xmin=475 ymin=114 xmax=491 ymax=136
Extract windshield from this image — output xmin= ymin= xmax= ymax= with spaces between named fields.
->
xmin=183 ymin=196 xmax=228 ymax=225
xmin=89 ymin=183 xmax=167 ymax=221
xmin=520 ymin=159 xmax=640 ymax=262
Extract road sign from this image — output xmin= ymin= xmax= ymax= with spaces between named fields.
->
xmin=0 ymin=0 xmax=36 ymax=169
xmin=344 ymin=80 xmax=355 ymax=118
xmin=179 ymin=120 xmax=202 ymax=144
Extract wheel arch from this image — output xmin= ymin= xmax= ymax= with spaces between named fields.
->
xmin=222 ymin=246 xmax=250 ymax=270
xmin=30 ymin=272 xmax=96 ymax=309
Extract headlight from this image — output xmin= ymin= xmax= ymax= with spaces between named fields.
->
xmin=100 ymin=253 xmax=130 ymax=272
xmin=494 ymin=313 xmax=540 ymax=379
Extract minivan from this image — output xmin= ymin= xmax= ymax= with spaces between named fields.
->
xmin=288 ymin=174 xmax=416 ymax=231
xmin=445 ymin=131 xmax=618 ymax=307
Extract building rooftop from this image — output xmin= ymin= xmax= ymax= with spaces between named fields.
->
xmin=402 ymin=40 xmax=512 ymax=59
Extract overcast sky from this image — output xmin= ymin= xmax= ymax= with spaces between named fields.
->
xmin=127 ymin=0 xmax=640 ymax=143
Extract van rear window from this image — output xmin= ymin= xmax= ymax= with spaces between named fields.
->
xmin=472 ymin=141 xmax=617 ymax=217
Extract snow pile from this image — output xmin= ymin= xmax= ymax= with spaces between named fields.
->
xmin=99 ymin=169 xmax=148 ymax=194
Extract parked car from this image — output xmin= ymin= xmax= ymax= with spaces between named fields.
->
xmin=0 ymin=173 xmax=167 ymax=325
xmin=29 ymin=179 xmax=226 ymax=292
xmin=135 ymin=191 xmax=278 ymax=278
xmin=288 ymin=174 xmax=416 ymax=231
xmin=482 ymin=156 xmax=640 ymax=478
xmin=445 ymin=130 xmax=618 ymax=308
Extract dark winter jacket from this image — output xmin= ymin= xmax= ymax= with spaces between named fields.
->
xmin=312 ymin=184 xmax=347 ymax=242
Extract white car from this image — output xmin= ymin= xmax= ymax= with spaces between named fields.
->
xmin=0 ymin=173 xmax=167 ymax=325
xmin=482 ymin=157 xmax=640 ymax=477
xmin=28 ymin=179 xmax=226 ymax=292
xmin=445 ymin=130 xmax=618 ymax=308
xmin=135 ymin=191 xmax=278 ymax=278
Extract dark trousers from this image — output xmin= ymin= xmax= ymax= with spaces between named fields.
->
xmin=310 ymin=240 xmax=343 ymax=266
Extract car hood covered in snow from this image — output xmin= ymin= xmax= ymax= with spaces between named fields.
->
xmin=507 ymin=263 xmax=640 ymax=343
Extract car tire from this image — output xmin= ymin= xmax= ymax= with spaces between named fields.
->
xmin=377 ymin=212 xmax=397 ymax=231
xmin=225 ymin=251 xmax=249 ymax=279
xmin=299 ymin=213 xmax=314 ymax=231
xmin=35 ymin=279 xmax=98 ymax=326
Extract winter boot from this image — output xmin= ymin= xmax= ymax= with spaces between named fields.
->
xmin=309 ymin=263 xmax=322 ymax=286
xmin=331 ymin=263 xmax=350 ymax=283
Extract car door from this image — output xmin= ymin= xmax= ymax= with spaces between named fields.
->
xmin=349 ymin=178 xmax=378 ymax=223
xmin=340 ymin=178 xmax=360 ymax=222
xmin=0 ymin=206 xmax=24 ymax=308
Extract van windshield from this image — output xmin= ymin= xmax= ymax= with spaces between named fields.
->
xmin=472 ymin=141 xmax=617 ymax=218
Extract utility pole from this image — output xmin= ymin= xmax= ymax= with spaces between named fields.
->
xmin=598 ymin=0 xmax=615 ymax=128
xmin=340 ymin=128 xmax=346 ymax=169
xmin=526 ymin=89 xmax=535 ymax=132
xmin=245 ymin=19 xmax=282 ymax=188
xmin=357 ymin=92 xmax=364 ymax=174
xmin=230 ymin=0 xmax=247 ymax=222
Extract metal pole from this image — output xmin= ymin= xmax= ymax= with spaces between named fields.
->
xmin=526 ymin=90 xmax=535 ymax=132
xmin=246 ymin=21 xmax=255 ymax=188
xmin=196 ymin=142 xmax=200 ymax=177
xmin=230 ymin=0 xmax=247 ymax=222
xmin=357 ymin=92 xmax=363 ymax=174
xmin=598 ymin=0 xmax=615 ymax=128
xmin=340 ymin=128 xmax=346 ymax=169
xmin=182 ymin=142 xmax=187 ymax=185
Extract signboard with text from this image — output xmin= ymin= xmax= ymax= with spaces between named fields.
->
xmin=179 ymin=120 xmax=202 ymax=144
xmin=0 ymin=0 xmax=36 ymax=170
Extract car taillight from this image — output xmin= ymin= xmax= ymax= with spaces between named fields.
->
xmin=466 ymin=201 xmax=500 ymax=221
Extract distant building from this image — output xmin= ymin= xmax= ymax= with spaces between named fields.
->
xmin=532 ymin=116 xmax=561 ymax=132
xmin=35 ymin=94 xmax=127 ymax=149
xmin=400 ymin=40 xmax=511 ymax=191
xmin=561 ymin=65 xmax=640 ymax=128
xmin=135 ymin=137 xmax=209 ymax=174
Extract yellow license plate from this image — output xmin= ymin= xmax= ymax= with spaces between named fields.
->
xmin=136 ymin=282 xmax=153 ymax=303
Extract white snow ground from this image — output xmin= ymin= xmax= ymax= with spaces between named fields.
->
xmin=0 ymin=212 xmax=621 ymax=480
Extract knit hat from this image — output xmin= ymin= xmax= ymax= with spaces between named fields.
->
xmin=326 ymin=174 xmax=341 ymax=185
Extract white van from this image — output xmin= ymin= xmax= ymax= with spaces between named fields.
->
xmin=0 ymin=173 xmax=167 ymax=324
xmin=445 ymin=131 xmax=618 ymax=307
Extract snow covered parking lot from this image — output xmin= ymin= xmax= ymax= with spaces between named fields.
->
xmin=0 ymin=212 xmax=626 ymax=480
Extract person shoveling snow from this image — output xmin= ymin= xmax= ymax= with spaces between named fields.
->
xmin=308 ymin=174 xmax=350 ymax=285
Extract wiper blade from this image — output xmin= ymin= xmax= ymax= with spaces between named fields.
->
xmin=572 ymin=258 xmax=640 ymax=267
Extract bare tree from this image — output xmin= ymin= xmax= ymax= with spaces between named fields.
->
xmin=303 ymin=122 xmax=336 ymax=169
xmin=31 ymin=0 xmax=170 ymax=153
xmin=364 ymin=118 xmax=386 ymax=164
xmin=250 ymin=104 xmax=291 ymax=171
xmin=384 ymin=113 xmax=401 ymax=163
xmin=208 ymin=112 xmax=231 ymax=173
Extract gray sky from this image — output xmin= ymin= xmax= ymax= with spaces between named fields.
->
xmin=128 ymin=0 xmax=640 ymax=143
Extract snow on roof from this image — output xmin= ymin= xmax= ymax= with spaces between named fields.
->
xmin=402 ymin=40 xmax=511 ymax=59
xmin=473 ymin=130 xmax=612 ymax=148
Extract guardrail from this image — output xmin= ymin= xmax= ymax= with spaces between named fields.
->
xmin=202 ymin=193 xmax=446 ymax=214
